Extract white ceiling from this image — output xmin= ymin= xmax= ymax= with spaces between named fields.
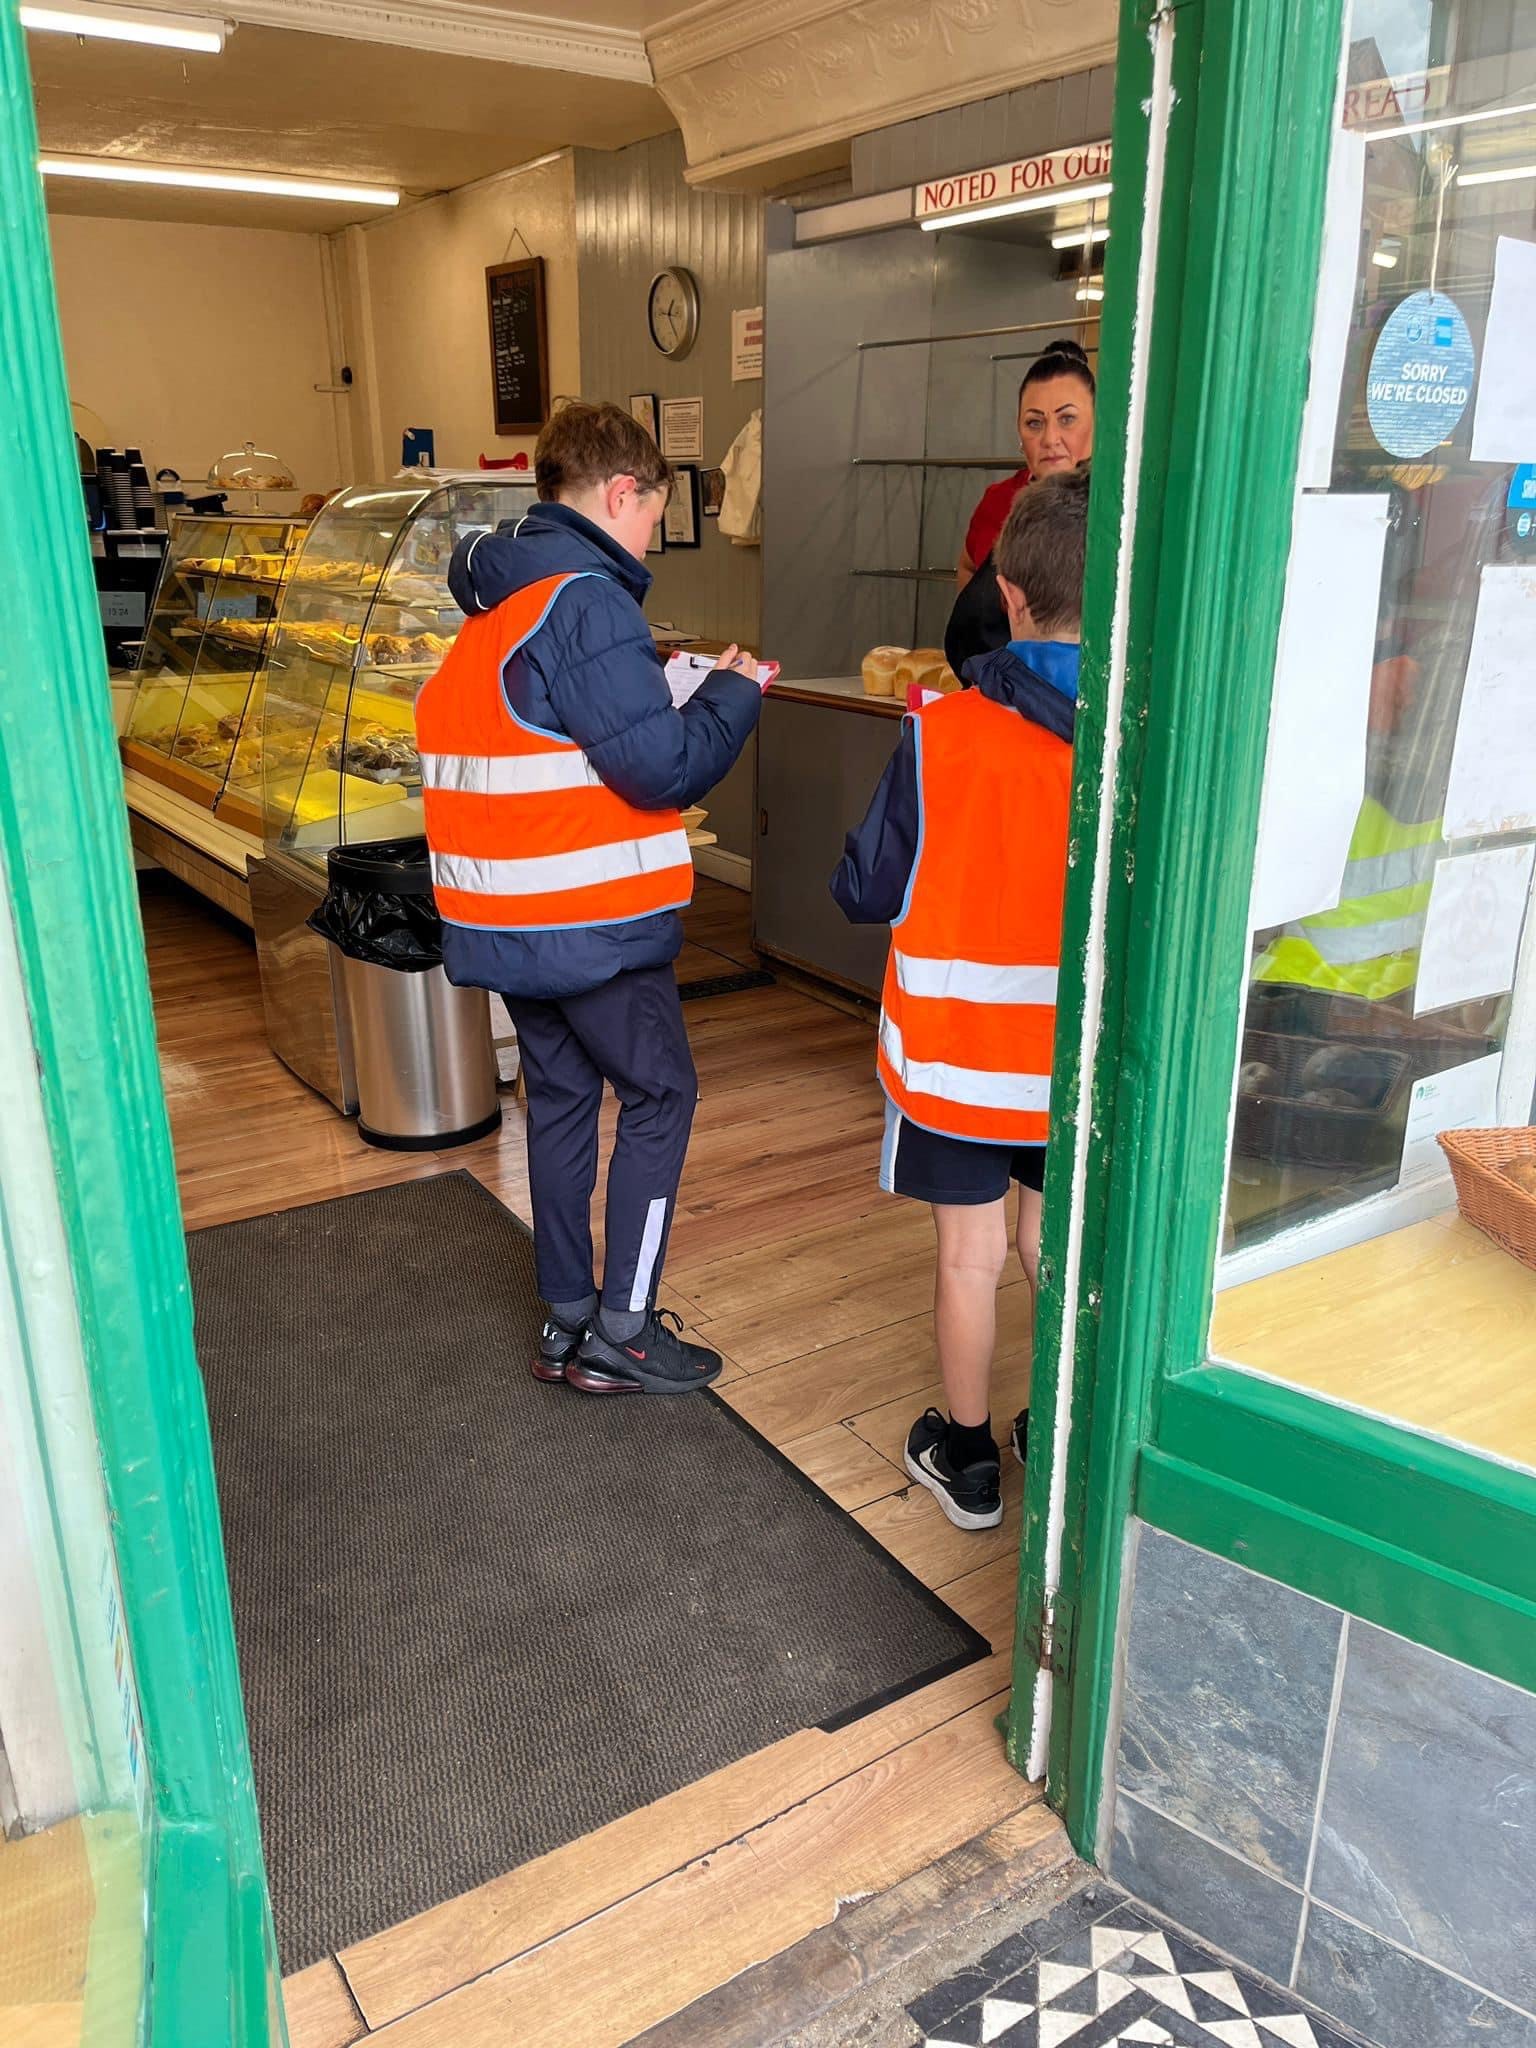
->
xmin=29 ymin=7 xmax=675 ymax=230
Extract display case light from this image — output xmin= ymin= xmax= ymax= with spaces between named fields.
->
xmin=21 ymin=3 xmax=225 ymax=53
xmin=39 ymin=157 xmax=400 ymax=205
xmin=920 ymin=181 xmax=1113 ymax=232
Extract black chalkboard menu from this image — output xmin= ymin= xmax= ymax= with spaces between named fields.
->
xmin=485 ymin=257 xmax=550 ymax=436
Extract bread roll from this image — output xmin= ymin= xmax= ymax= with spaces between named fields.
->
xmin=1501 ymin=1158 xmax=1536 ymax=1198
xmin=861 ymin=645 xmax=906 ymax=696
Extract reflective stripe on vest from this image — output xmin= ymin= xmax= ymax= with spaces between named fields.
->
xmin=1254 ymin=796 xmax=1441 ymax=1000
xmin=876 ymin=691 xmax=1071 ymax=1145
xmin=415 ymin=571 xmax=694 ymax=932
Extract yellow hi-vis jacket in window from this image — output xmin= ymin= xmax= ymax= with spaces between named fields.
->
xmin=1253 ymin=795 xmax=1442 ymax=1001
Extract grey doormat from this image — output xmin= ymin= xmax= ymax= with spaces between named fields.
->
xmin=188 ymin=1172 xmax=989 ymax=1973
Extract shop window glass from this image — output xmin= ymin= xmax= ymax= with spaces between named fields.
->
xmin=1212 ymin=0 xmax=1536 ymax=1471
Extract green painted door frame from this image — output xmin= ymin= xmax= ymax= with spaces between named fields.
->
xmin=1010 ymin=0 xmax=1536 ymax=1859
xmin=0 ymin=11 xmax=281 ymax=2040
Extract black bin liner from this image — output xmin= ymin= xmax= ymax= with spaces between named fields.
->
xmin=307 ymin=836 xmax=443 ymax=972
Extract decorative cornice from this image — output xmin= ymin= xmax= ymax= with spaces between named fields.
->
xmin=215 ymin=0 xmax=653 ymax=81
xmin=646 ymin=0 xmax=1117 ymax=189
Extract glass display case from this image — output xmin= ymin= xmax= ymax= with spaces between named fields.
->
xmin=118 ymin=513 xmax=303 ymax=811
xmin=251 ymin=477 xmax=536 ymax=862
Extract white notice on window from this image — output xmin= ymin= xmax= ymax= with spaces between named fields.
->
xmin=1470 ymin=235 xmax=1536 ymax=463
xmin=1298 ymin=126 xmax=1367 ymax=490
xmin=1248 ymin=492 xmax=1387 ymax=933
xmin=1443 ymin=566 xmax=1536 ymax=840
xmin=1399 ymin=1052 xmax=1503 ymax=1184
xmin=1415 ymin=843 xmax=1536 ymax=1016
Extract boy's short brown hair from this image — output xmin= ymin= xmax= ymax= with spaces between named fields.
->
xmin=535 ymin=399 xmax=672 ymax=502
xmin=995 ymin=466 xmax=1090 ymax=636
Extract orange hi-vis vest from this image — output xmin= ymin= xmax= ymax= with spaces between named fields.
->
xmin=877 ymin=689 xmax=1072 ymax=1145
xmin=415 ymin=572 xmax=693 ymax=932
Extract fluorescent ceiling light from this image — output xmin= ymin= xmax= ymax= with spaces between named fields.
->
xmin=1379 ymin=96 xmax=1536 ymax=140
xmin=1051 ymin=225 xmax=1110 ymax=248
xmin=20 ymin=3 xmax=224 ymax=52
xmin=1371 ymin=246 xmax=1399 ymax=267
xmin=1075 ymin=283 xmax=1106 ymax=302
xmin=1458 ymin=161 xmax=1536 ymax=187
xmin=920 ymin=180 xmax=1113 ymax=232
xmin=39 ymin=157 xmax=400 ymax=205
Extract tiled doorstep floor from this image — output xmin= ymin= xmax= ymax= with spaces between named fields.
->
xmin=906 ymin=1883 xmax=1371 ymax=2048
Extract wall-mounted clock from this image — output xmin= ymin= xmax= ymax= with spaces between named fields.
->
xmin=647 ymin=267 xmax=700 ymax=359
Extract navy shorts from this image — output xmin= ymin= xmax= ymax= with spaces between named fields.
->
xmin=880 ymin=1099 xmax=1046 ymax=1207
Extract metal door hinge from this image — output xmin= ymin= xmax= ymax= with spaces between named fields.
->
xmin=1025 ymin=1591 xmax=1077 ymax=1682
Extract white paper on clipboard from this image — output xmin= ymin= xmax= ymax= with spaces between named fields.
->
xmin=664 ymin=650 xmax=776 ymax=706
xmin=1470 ymin=235 xmax=1536 ymax=464
xmin=1248 ymin=492 xmax=1387 ymax=933
xmin=1443 ymin=566 xmax=1536 ymax=840
xmin=1415 ymin=843 xmax=1536 ymax=1015
xmin=1399 ymin=1052 xmax=1502 ymax=1184
xmin=1298 ymin=125 xmax=1367 ymax=490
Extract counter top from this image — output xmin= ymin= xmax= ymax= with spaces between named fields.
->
xmin=770 ymin=674 xmax=905 ymax=718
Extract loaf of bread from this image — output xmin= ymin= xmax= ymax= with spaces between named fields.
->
xmin=1501 ymin=1157 xmax=1536 ymax=1198
xmin=934 ymin=663 xmax=964 ymax=694
xmin=894 ymin=647 xmax=949 ymax=695
xmin=862 ymin=645 xmax=906 ymax=696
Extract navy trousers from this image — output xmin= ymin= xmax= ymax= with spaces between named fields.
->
xmin=502 ymin=965 xmax=697 ymax=1316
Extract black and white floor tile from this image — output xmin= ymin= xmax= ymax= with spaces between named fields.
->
xmin=905 ymin=1885 xmax=1366 ymax=2048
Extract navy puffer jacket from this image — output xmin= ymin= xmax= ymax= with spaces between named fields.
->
xmin=438 ymin=500 xmax=761 ymax=1001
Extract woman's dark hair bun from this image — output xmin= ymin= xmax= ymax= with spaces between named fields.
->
xmin=1020 ymin=336 xmax=1096 ymax=399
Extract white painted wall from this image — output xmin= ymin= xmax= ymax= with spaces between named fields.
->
xmin=334 ymin=152 xmax=582 ymax=478
xmin=46 ymin=212 xmax=344 ymax=492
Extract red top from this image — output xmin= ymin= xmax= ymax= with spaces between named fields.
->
xmin=964 ymin=467 xmax=1031 ymax=567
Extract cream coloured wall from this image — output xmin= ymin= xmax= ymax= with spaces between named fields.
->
xmin=336 ymin=151 xmax=581 ymax=477
xmin=46 ymin=212 xmax=343 ymax=492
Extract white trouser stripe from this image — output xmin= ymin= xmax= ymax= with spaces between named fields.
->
xmin=894 ymin=953 xmax=1059 ymax=1005
xmin=432 ymin=830 xmax=691 ymax=896
xmin=420 ymin=751 xmax=600 ymax=795
xmin=629 ymin=1196 xmax=669 ymax=1312
xmin=880 ymin=1017 xmax=1050 ymax=1114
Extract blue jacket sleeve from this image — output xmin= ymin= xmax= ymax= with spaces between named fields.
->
xmin=538 ymin=584 xmax=762 ymax=811
xmin=830 ymin=721 xmax=919 ymax=924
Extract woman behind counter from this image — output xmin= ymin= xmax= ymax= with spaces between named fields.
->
xmin=956 ymin=338 xmax=1097 ymax=587
xmin=947 ymin=339 xmax=1095 ymax=673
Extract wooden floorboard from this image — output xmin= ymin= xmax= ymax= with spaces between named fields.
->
xmin=134 ymin=873 xmax=1050 ymax=2047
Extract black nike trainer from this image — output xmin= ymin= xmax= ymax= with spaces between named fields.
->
xmin=567 ymin=1308 xmax=723 ymax=1396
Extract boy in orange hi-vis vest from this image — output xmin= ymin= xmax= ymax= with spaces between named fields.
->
xmin=832 ymin=469 xmax=1089 ymax=1530
xmin=417 ymin=402 xmax=765 ymax=1395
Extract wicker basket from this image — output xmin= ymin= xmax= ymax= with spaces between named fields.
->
xmin=1438 ymin=1127 xmax=1536 ymax=1272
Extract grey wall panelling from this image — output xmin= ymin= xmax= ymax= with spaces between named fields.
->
xmin=1106 ymin=1523 xmax=1536 ymax=2048
xmin=574 ymin=131 xmax=764 ymax=859
xmin=849 ymin=65 xmax=1116 ymax=197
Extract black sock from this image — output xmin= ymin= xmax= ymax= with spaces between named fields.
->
xmin=947 ymin=1415 xmax=996 ymax=1469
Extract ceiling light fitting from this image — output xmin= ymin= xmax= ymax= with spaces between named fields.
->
xmin=1075 ymin=283 xmax=1106 ymax=302
xmin=919 ymin=181 xmax=1113 ymax=232
xmin=39 ymin=157 xmax=400 ymax=205
xmin=1051 ymin=225 xmax=1110 ymax=249
xmin=1379 ymin=96 xmax=1536 ymax=140
xmin=21 ymin=3 xmax=225 ymax=53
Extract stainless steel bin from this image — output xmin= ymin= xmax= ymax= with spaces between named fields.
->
xmin=310 ymin=838 xmax=501 ymax=1151
xmin=338 ymin=954 xmax=500 ymax=1150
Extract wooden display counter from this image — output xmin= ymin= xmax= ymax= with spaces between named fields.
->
xmin=1212 ymin=1209 xmax=1536 ymax=1470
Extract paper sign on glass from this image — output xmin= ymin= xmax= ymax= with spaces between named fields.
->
xmin=1298 ymin=127 xmax=1366 ymax=490
xmin=1248 ymin=493 xmax=1387 ymax=933
xmin=1399 ymin=1052 xmax=1502 ymax=1184
xmin=1414 ymin=843 xmax=1536 ymax=1016
xmin=1470 ymin=235 xmax=1536 ymax=464
xmin=1443 ymin=566 xmax=1536 ymax=840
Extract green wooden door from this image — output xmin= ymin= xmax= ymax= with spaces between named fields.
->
xmin=0 ymin=8 xmax=281 ymax=2039
xmin=1011 ymin=0 xmax=1536 ymax=1853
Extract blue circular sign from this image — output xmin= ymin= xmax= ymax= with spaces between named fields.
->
xmin=1366 ymin=290 xmax=1476 ymax=459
